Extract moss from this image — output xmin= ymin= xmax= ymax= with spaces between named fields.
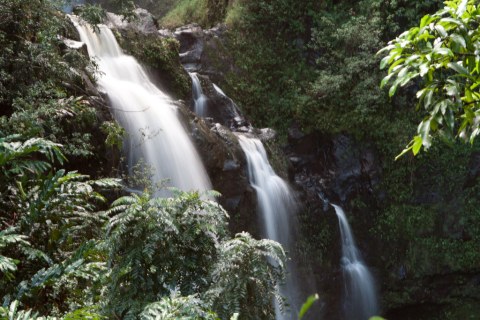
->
xmin=160 ymin=0 xmax=209 ymax=28
xmin=159 ymin=0 xmax=228 ymax=29
xmin=115 ymin=29 xmax=191 ymax=100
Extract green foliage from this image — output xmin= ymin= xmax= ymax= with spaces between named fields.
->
xmin=373 ymin=140 xmax=480 ymax=279
xmin=298 ymin=294 xmax=319 ymax=320
xmin=207 ymin=232 xmax=286 ymax=320
xmin=103 ymin=190 xmax=286 ymax=319
xmin=0 ymin=300 xmax=56 ymax=320
xmin=0 ymin=134 xmax=115 ymax=315
xmin=76 ymin=4 xmax=107 ymax=31
xmin=140 ymin=294 xmax=218 ymax=320
xmin=105 ymin=190 xmax=228 ymax=317
xmin=0 ymin=0 xmax=106 ymax=161
xmin=160 ymin=0 xmax=209 ymax=28
xmin=379 ymin=0 xmax=480 ymax=156
xmin=0 ymin=228 xmax=29 ymax=278
xmin=0 ymin=300 xmax=104 ymax=320
xmin=100 ymin=121 xmax=125 ymax=150
xmin=0 ymin=1 xmax=290 ymax=320
xmin=0 ymin=136 xmax=65 ymax=177
xmin=307 ymin=2 xmax=387 ymax=135
xmin=94 ymin=0 xmax=136 ymax=21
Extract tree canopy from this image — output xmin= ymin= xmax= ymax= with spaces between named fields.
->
xmin=379 ymin=0 xmax=480 ymax=157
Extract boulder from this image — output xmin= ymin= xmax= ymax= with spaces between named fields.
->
xmin=174 ymin=24 xmax=205 ymax=71
xmin=174 ymin=23 xmax=234 ymax=84
xmin=105 ymin=8 xmax=158 ymax=34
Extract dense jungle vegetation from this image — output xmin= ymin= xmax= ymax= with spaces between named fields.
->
xmin=0 ymin=0 xmax=287 ymax=318
xmin=1 ymin=0 xmax=480 ymax=319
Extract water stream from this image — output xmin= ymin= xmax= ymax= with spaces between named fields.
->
xmin=72 ymin=18 xmax=211 ymax=193
xmin=190 ymin=72 xmax=208 ymax=117
xmin=332 ymin=204 xmax=378 ymax=320
xmin=238 ymin=135 xmax=302 ymax=320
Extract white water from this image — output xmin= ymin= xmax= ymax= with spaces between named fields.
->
xmin=332 ymin=204 xmax=378 ymax=320
xmin=213 ymin=83 xmax=226 ymax=96
xmin=190 ymin=72 xmax=208 ymax=116
xmin=72 ymin=18 xmax=211 ymax=193
xmin=238 ymin=135 xmax=301 ymax=320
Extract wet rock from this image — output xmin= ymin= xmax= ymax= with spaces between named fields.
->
xmin=174 ymin=23 xmax=234 ymax=84
xmin=286 ymin=128 xmax=380 ymax=205
xmin=332 ymin=134 xmax=379 ymax=202
xmin=105 ymin=8 xmax=158 ymax=34
xmin=190 ymin=73 xmax=248 ymax=130
xmin=174 ymin=24 xmax=205 ymax=71
xmin=175 ymin=102 xmax=260 ymax=237
xmin=258 ymin=128 xmax=277 ymax=141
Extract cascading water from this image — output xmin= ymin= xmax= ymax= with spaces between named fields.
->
xmin=71 ymin=18 xmax=211 ymax=193
xmin=332 ymin=204 xmax=378 ymax=320
xmin=190 ymin=72 xmax=208 ymax=117
xmin=238 ymin=135 xmax=301 ymax=320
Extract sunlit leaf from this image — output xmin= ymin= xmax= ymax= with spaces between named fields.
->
xmin=298 ymin=294 xmax=319 ymax=320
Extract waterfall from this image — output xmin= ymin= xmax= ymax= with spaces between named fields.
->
xmin=213 ymin=83 xmax=226 ymax=96
xmin=71 ymin=18 xmax=211 ymax=194
xmin=238 ymin=135 xmax=301 ymax=320
xmin=332 ymin=204 xmax=378 ymax=320
xmin=190 ymin=72 xmax=208 ymax=117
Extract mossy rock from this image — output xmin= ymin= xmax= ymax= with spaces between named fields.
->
xmin=115 ymin=29 xmax=191 ymax=100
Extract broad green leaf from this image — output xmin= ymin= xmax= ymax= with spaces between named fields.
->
xmin=450 ymin=33 xmax=466 ymax=49
xmin=433 ymin=47 xmax=453 ymax=57
xmin=412 ymin=135 xmax=423 ymax=155
xmin=380 ymin=73 xmax=394 ymax=88
xmin=388 ymin=58 xmax=405 ymax=73
xmin=405 ymin=54 xmax=420 ymax=64
xmin=439 ymin=17 xmax=463 ymax=26
xmin=445 ymin=109 xmax=455 ymax=130
xmin=456 ymin=0 xmax=468 ymax=16
xmin=389 ymin=82 xmax=399 ymax=97
xmin=420 ymin=15 xmax=432 ymax=29
xmin=418 ymin=119 xmax=432 ymax=148
xmin=424 ymin=89 xmax=434 ymax=109
xmin=434 ymin=24 xmax=447 ymax=37
xmin=448 ymin=61 xmax=469 ymax=75
xmin=470 ymin=128 xmax=480 ymax=144
xmin=446 ymin=84 xmax=459 ymax=97
xmin=419 ymin=63 xmax=430 ymax=77
xmin=298 ymin=294 xmax=319 ymax=320
xmin=376 ymin=44 xmax=396 ymax=55
xmin=380 ymin=55 xmax=391 ymax=70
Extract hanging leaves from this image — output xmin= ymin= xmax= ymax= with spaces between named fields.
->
xmin=378 ymin=0 xmax=480 ymax=157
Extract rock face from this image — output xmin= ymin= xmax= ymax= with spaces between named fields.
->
xmin=190 ymin=73 xmax=248 ymax=130
xmin=286 ymin=129 xmax=380 ymax=207
xmin=105 ymin=8 xmax=158 ymax=34
xmin=175 ymin=103 xmax=261 ymax=237
xmin=174 ymin=23 xmax=233 ymax=83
